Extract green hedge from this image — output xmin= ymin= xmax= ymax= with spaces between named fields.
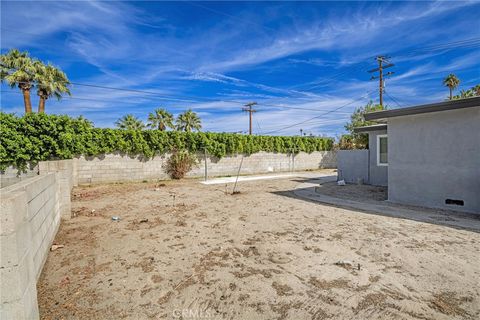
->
xmin=0 ymin=112 xmax=333 ymax=171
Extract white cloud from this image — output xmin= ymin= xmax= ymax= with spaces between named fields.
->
xmin=2 ymin=0 xmax=479 ymax=135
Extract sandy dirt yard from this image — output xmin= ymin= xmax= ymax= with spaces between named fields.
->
xmin=37 ymin=170 xmax=480 ymax=320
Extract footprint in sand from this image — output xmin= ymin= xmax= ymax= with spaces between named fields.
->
xmin=268 ymin=253 xmax=292 ymax=264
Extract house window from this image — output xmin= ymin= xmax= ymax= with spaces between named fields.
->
xmin=377 ymin=134 xmax=388 ymax=166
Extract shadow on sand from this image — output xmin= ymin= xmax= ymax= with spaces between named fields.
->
xmin=272 ymin=176 xmax=480 ymax=234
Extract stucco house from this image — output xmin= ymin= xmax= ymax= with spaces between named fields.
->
xmin=338 ymin=96 xmax=480 ymax=214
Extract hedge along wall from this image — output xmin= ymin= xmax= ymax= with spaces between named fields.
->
xmin=0 ymin=113 xmax=334 ymax=172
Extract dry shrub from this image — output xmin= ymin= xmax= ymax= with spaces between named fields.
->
xmin=164 ymin=150 xmax=197 ymax=179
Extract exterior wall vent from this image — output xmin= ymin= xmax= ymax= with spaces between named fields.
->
xmin=445 ymin=199 xmax=464 ymax=206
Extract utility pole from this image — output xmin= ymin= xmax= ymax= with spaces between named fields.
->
xmin=242 ymin=102 xmax=257 ymax=135
xmin=368 ymin=56 xmax=394 ymax=107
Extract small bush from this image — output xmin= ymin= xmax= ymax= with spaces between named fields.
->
xmin=164 ymin=150 xmax=197 ymax=179
xmin=335 ymin=134 xmax=367 ymax=150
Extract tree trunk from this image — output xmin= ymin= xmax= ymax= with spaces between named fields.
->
xmin=38 ymin=96 xmax=46 ymax=113
xmin=449 ymin=87 xmax=453 ymax=100
xmin=22 ymin=88 xmax=32 ymax=113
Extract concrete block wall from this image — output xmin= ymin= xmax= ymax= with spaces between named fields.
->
xmin=0 ymin=173 xmax=61 ymax=320
xmin=0 ymin=165 xmax=39 ymax=189
xmin=1 ymin=152 xmax=336 ymax=186
xmin=190 ymin=152 xmax=294 ymax=177
xmin=292 ymin=151 xmax=336 ymax=171
xmin=76 ymin=151 xmax=337 ymax=184
xmin=76 ymin=154 xmax=169 ymax=184
xmin=38 ymin=159 xmax=78 ymax=218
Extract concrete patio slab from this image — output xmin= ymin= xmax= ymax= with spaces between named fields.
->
xmin=293 ymin=176 xmax=480 ymax=233
xmin=201 ymin=171 xmax=336 ymax=185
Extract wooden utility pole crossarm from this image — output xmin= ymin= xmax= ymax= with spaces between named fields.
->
xmin=369 ymin=56 xmax=394 ymax=107
xmin=242 ymin=102 xmax=257 ymax=135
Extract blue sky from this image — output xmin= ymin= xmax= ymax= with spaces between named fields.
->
xmin=1 ymin=1 xmax=479 ymax=136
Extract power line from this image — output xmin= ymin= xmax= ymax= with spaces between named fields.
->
xmin=291 ymin=62 xmax=370 ymax=91
xmin=286 ymin=63 xmax=478 ymax=104
xmin=1 ymin=88 xmax=361 ymax=115
xmin=259 ymin=115 xmax=351 ymax=132
xmin=73 ymin=81 xmax=327 ymax=110
xmin=384 ymin=91 xmax=403 ymax=108
xmin=5 ymin=28 xmax=478 ymax=98
xmin=390 ymin=38 xmax=480 ymax=59
xmin=3 ymin=36 xmax=479 ymax=119
xmin=287 ymin=37 xmax=480 ymax=92
xmin=0 ymin=90 xmax=200 ymax=108
xmin=255 ymin=119 xmax=263 ymax=132
xmin=261 ymin=91 xmax=374 ymax=135
xmin=4 ymin=33 xmax=479 ymax=101
xmin=4 ymin=60 xmax=477 ymax=117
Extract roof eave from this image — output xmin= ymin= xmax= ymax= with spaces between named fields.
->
xmin=365 ymin=97 xmax=480 ymax=121
xmin=353 ymin=124 xmax=388 ymax=133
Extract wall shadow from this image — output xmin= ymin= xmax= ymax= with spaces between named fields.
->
xmin=271 ymin=186 xmax=480 ymax=234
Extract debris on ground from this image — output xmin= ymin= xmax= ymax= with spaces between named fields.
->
xmin=139 ymin=218 xmax=149 ymax=223
xmin=337 ymin=180 xmax=346 ymax=186
xmin=335 ymin=260 xmax=353 ymax=268
xmin=60 ymin=276 xmax=70 ymax=286
xmin=111 ymin=216 xmax=121 ymax=221
xmin=50 ymin=244 xmax=64 ymax=251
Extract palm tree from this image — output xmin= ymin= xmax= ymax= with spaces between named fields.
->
xmin=115 ymin=114 xmax=145 ymax=130
xmin=176 ymin=109 xmax=202 ymax=132
xmin=453 ymin=84 xmax=480 ymax=100
xmin=460 ymin=89 xmax=476 ymax=99
xmin=0 ymin=49 xmax=36 ymax=113
xmin=474 ymin=84 xmax=480 ymax=96
xmin=35 ymin=62 xmax=71 ymax=113
xmin=147 ymin=108 xmax=174 ymax=131
xmin=443 ymin=74 xmax=460 ymax=100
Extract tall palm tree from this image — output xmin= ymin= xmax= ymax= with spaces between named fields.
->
xmin=35 ymin=62 xmax=71 ymax=113
xmin=176 ymin=109 xmax=202 ymax=132
xmin=443 ymin=74 xmax=460 ymax=100
xmin=115 ymin=114 xmax=145 ymax=130
xmin=0 ymin=49 xmax=36 ymax=113
xmin=147 ymin=108 xmax=174 ymax=131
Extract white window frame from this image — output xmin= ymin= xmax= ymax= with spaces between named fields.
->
xmin=376 ymin=134 xmax=388 ymax=166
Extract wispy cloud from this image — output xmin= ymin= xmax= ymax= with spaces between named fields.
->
xmin=1 ymin=0 xmax=479 ymax=135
